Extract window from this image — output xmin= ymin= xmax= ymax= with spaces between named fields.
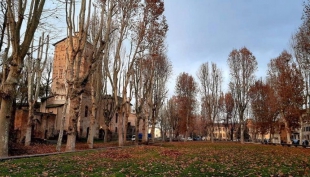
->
xmin=115 ymin=127 xmax=118 ymax=133
xmin=115 ymin=113 xmax=118 ymax=123
xmin=59 ymin=69 xmax=63 ymax=79
xmin=85 ymin=106 xmax=88 ymax=117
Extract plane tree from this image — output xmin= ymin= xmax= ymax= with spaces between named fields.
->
xmin=227 ymin=47 xmax=257 ymax=143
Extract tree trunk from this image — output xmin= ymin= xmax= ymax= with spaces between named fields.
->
xmin=0 ymin=98 xmax=11 ymax=157
xmin=25 ymin=123 xmax=32 ymax=146
xmin=118 ymin=109 xmax=124 ymax=147
xmin=124 ymin=112 xmax=129 ymax=143
xmin=104 ymin=126 xmax=108 ymax=143
xmin=211 ymin=126 xmax=214 ymax=143
xmin=0 ymin=67 xmax=19 ymax=157
xmin=185 ymin=111 xmax=189 ymax=142
xmin=87 ymin=114 xmax=96 ymax=149
xmin=142 ymin=118 xmax=148 ymax=143
xmin=240 ymin=112 xmax=245 ymax=143
xmin=169 ymin=129 xmax=172 ymax=142
xmin=65 ymin=95 xmax=80 ymax=152
xmin=299 ymin=117 xmax=303 ymax=145
xmin=135 ymin=116 xmax=140 ymax=144
xmin=87 ymin=83 xmax=97 ymax=148
xmin=151 ymin=115 xmax=155 ymax=142
xmin=284 ymin=119 xmax=291 ymax=144
xmin=240 ymin=123 xmax=244 ymax=143
xmin=25 ymin=109 xmax=34 ymax=146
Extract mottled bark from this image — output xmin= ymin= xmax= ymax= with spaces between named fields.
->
xmin=0 ymin=0 xmax=46 ymax=157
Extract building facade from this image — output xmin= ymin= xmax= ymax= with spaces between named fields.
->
xmin=14 ymin=35 xmax=138 ymax=142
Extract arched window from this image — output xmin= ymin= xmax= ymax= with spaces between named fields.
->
xmin=85 ymin=106 xmax=88 ymax=117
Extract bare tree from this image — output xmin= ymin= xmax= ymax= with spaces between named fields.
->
xmin=41 ymin=57 xmax=53 ymax=98
xmin=132 ymin=56 xmax=155 ymax=144
xmin=25 ymin=33 xmax=49 ymax=146
xmin=197 ymin=62 xmax=222 ymax=143
xmin=149 ymin=53 xmax=171 ymax=142
xmin=56 ymin=0 xmax=105 ymax=152
xmin=292 ymin=17 xmax=310 ymax=144
xmin=228 ymin=47 xmax=257 ymax=143
xmin=0 ymin=0 xmax=46 ymax=157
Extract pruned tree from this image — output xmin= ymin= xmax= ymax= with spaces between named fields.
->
xmin=103 ymin=0 xmax=142 ymax=146
xmin=41 ymin=57 xmax=53 ymax=98
xmin=228 ymin=47 xmax=257 ymax=143
xmin=175 ymin=72 xmax=197 ymax=141
xmin=268 ymin=50 xmax=304 ymax=144
xmin=25 ymin=33 xmax=49 ymax=146
xmin=0 ymin=1 xmax=7 ymax=53
xmin=56 ymin=0 xmax=105 ymax=152
xmin=0 ymin=0 xmax=46 ymax=157
xmin=132 ymin=56 xmax=155 ymax=144
xmin=197 ymin=62 xmax=222 ymax=143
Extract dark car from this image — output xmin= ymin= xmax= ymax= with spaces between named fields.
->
xmin=302 ymin=139 xmax=309 ymax=146
xmin=263 ymin=139 xmax=270 ymax=144
xmin=193 ymin=136 xmax=202 ymax=141
xmin=292 ymin=139 xmax=299 ymax=145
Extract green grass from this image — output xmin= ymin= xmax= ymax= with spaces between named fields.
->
xmin=1 ymin=142 xmax=310 ymax=176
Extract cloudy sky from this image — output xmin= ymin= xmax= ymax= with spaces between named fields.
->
xmin=163 ymin=1 xmax=304 ymax=97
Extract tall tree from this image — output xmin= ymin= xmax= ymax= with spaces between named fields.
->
xmin=166 ymin=96 xmax=179 ymax=141
xmin=25 ymin=33 xmax=49 ymax=146
xmin=0 ymin=0 xmax=46 ymax=157
xmin=222 ymin=92 xmax=236 ymax=140
xmin=56 ymin=0 xmax=105 ymax=152
xmin=292 ymin=1 xmax=310 ymax=144
xmin=197 ymin=62 xmax=222 ymax=143
xmin=268 ymin=50 xmax=304 ymax=144
xmin=175 ymin=72 xmax=197 ymax=141
xmin=132 ymin=56 xmax=155 ymax=144
xmin=103 ymin=0 xmax=142 ymax=146
xmin=149 ymin=54 xmax=171 ymax=142
xmin=249 ymin=79 xmax=279 ymax=142
xmin=228 ymin=47 xmax=257 ymax=143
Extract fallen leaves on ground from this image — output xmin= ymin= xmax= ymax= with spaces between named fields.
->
xmin=2 ymin=142 xmax=310 ymax=176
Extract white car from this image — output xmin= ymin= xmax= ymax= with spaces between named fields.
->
xmin=187 ymin=137 xmax=193 ymax=141
xmin=131 ymin=135 xmax=135 ymax=141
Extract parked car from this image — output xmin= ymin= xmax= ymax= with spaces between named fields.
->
xmin=292 ymin=139 xmax=299 ymax=145
xmin=193 ymin=136 xmax=202 ymax=141
xmin=131 ymin=135 xmax=135 ymax=141
xmin=302 ymin=139 xmax=309 ymax=146
xmin=263 ymin=139 xmax=270 ymax=144
xmin=187 ymin=137 xmax=193 ymax=141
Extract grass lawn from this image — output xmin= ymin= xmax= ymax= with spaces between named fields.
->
xmin=0 ymin=142 xmax=309 ymax=176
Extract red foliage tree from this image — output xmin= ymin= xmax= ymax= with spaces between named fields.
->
xmin=249 ymin=80 xmax=279 ymax=141
xmin=268 ymin=50 xmax=304 ymax=143
xmin=175 ymin=72 xmax=197 ymax=140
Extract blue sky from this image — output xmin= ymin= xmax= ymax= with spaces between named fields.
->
xmin=164 ymin=1 xmax=304 ymax=97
